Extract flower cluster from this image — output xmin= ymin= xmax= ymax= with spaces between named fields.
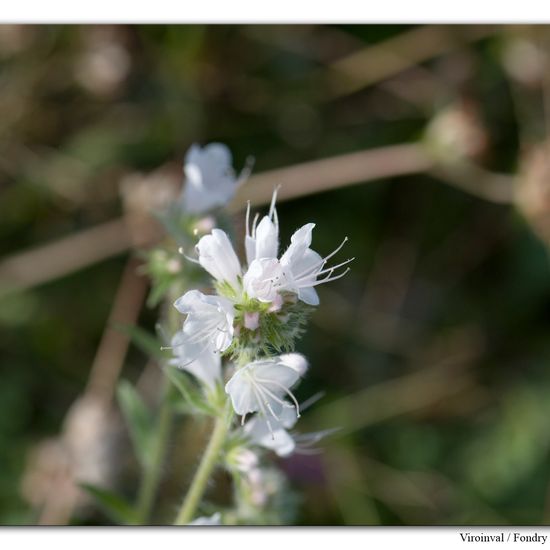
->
xmin=170 ymin=179 xmax=352 ymax=459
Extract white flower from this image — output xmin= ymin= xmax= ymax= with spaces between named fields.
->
xmin=196 ymin=229 xmax=242 ymax=289
xmin=168 ymin=332 xmax=221 ymax=389
xmin=224 ymin=353 xmax=308 ymax=428
xmin=245 ymin=399 xmax=338 ymax=457
xmin=173 ymin=290 xmax=235 ymax=364
xmin=188 ymin=512 xmax=222 ymax=526
xmin=242 ymin=189 xmax=352 ymax=306
xmin=181 ymin=143 xmax=239 ymax=215
xmin=243 ymin=258 xmax=284 ymax=303
xmin=278 ymin=224 xmax=352 ymax=306
xmin=244 ymin=404 xmax=298 ymax=457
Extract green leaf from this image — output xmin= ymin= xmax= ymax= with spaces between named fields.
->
xmin=81 ymin=483 xmax=138 ymax=525
xmin=117 ymin=380 xmax=154 ymax=469
xmin=164 ymin=366 xmax=217 ymax=416
xmin=115 ymin=324 xmax=168 ymax=361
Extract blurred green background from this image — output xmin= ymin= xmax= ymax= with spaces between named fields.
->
xmin=2 ymin=24 xmax=550 ymax=525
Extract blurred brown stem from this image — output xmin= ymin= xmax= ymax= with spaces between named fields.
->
xmin=324 ymin=25 xmax=498 ymax=99
xmin=0 ymin=143 xmax=515 ymax=296
xmin=85 ymin=256 xmax=148 ymax=403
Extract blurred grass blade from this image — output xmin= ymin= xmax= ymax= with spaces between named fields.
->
xmin=117 ymin=380 xmax=154 ymax=469
xmin=80 ymin=483 xmax=138 ymax=525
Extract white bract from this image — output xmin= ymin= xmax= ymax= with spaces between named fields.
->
xmin=196 ymin=229 xmax=242 ymax=289
xmin=173 ymin=290 xmax=235 ymax=363
xmin=181 ymin=143 xmax=238 ymax=215
xmin=225 ymin=353 xmax=308 ymax=428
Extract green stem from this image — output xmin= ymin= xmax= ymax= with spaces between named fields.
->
xmin=173 ymin=402 xmax=233 ymax=525
xmin=135 ymin=381 xmax=174 ymax=524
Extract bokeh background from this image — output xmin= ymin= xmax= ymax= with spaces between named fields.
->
xmin=2 ymin=24 xmax=550 ymax=525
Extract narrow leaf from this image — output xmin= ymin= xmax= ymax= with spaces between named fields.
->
xmin=117 ymin=380 xmax=154 ymax=469
xmin=164 ymin=366 xmax=217 ymax=416
xmin=81 ymin=483 xmax=138 ymax=525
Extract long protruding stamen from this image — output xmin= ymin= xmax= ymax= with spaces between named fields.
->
xmin=292 ymin=257 xmax=354 ymax=286
xmin=184 ymin=318 xmax=223 ymax=344
xmin=268 ymin=186 xmax=280 ymax=221
xmin=322 ymin=236 xmax=348 ymax=264
xmin=264 ymin=400 xmax=281 ymax=422
xmin=170 ymin=338 xmax=212 ymax=369
xmin=256 ymin=378 xmax=301 ymax=418
xmin=290 ymin=237 xmax=349 ymax=283
xmin=251 ymin=213 xmax=259 ymax=239
xmin=300 ymin=391 xmax=325 ymax=411
xmin=273 ymin=205 xmax=279 ymax=233
xmin=178 ymin=247 xmax=201 ymax=265
xmin=245 ymin=200 xmax=251 ymax=238
xmin=250 ymin=378 xmax=283 ymax=421
xmin=309 ymin=267 xmax=351 ymax=287
xmin=250 ymin=383 xmax=275 ymax=438
xmin=255 ymin=383 xmax=290 ymax=410
xmin=237 ymin=155 xmax=255 ymax=186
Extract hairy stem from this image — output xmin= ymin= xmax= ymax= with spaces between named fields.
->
xmin=173 ymin=402 xmax=233 ymax=525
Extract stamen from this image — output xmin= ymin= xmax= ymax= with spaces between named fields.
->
xmin=178 ymin=247 xmax=201 ymax=265
xmin=254 ymin=382 xmax=290 ymax=409
xmin=300 ymin=391 xmax=325 ymax=411
xmin=245 ymin=200 xmax=251 ymax=238
xmin=268 ymin=186 xmax=281 ymax=220
xmin=251 ymin=213 xmax=259 ymax=239
xmin=237 ymin=155 xmax=255 ymax=186
xmin=255 ymin=377 xmax=301 ymax=418
xmin=310 ymin=267 xmax=351 ymax=287
xmin=292 ymin=257 xmax=354 ymax=286
xmin=290 ymin=237 xmax=350 ymax=283
xmin=273 ymin=206 xmax=279 ymax=233
xmin=264 ymin=400 xmax=281 ymax=421
xmin=250 ymin=383 xmax=275 ymax=438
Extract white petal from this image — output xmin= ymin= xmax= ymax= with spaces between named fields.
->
xmin=254 ymin=360 xmax=301 ymax=389
xmin=173 ymin=289 xmax=205 ymax=314
xmin=245 ymin=417 xmax=296 ymax=457
xmin=291 ymin=248 xmax=323 ymax=282
xmin=185 ymin=348 xmax=221 ymax=389
xmin=203 ymin=143 xmax=232 ymax=167
xmin=172 ymin=345 xmax=221 ymax=389
xmin=245 ymin=235 xmax=257 ymax=266
xmin=254 ymin=216 xmax=279 ymax=260
xmin=181 ymin=143 xmax=237 ymax=214
xmin=280 ymin=223 xmax=315 ymax=267
xmin=225 ymin=370 xmax=257 ymax=415
xmin=243 ymin=258 xmax=284 ymax=303
xmin=279 ymin=353 xmax=309 ymax=378
xmin=196 ymin=229 xmax=241 ymax=286
xmin=297 ymin=286 xmax=320 ymax=306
